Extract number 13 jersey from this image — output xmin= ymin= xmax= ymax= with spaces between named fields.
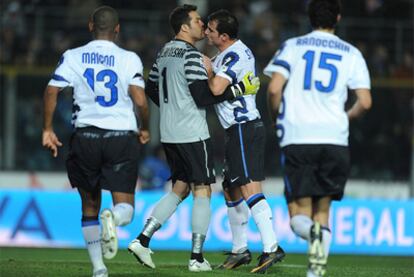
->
xmin=264 ymin=31 xmax=370 ymax=147
xmin=48 ymin=40 xmax=145 ymax=131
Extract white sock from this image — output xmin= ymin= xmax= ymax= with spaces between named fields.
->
xmin=290 ymin=214 xmax=313 ymax=241
xmin=112 ymin=202 xmax=134 ymax=226
xmin=81 ymin=221 xmax=106 ymax=271
xmin=322 ymin=227 xmax=332 ymax=258
xmin=227 ymin=199 xmax=249 ymax=253
xmin=250 ymin=199 xmax=278 ymax=252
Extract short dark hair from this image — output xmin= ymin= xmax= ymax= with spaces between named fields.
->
xmin=91 ymin=6 xmax=119 ymax=34
xmin=308 ymin=0 xmax=341 ymax=29
xmin=207 ymin=9 xmax=238 ymax=39
xmin=169 ymin=4 xmax=197 ymax=35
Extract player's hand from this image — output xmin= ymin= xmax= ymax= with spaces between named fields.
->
xmin=231 ymin=72 xmax=260 ymax=98
xmin=42 ymin=129 xmax=62 ymax=158
xmin=138 ymin=130 xmax=150 ymax=144
xmin=202 ymin=55 xmax=213 ymax=77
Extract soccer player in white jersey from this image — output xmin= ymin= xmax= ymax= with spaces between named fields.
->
xmin=204 ymin=10 xmax=285 ymax=274
xmin=42 ymin=6 xmax=149 ymax=277
xmin=127 ymin=4 xmax=259 ymax=272
xmin=263 ymin=0 xmax=372 ymax=276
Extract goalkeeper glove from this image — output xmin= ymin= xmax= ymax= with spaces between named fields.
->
xmin=230 ymin=72 xmax=260 ymax=98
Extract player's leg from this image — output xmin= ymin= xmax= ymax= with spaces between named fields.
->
xmin=78 ymin=187 xmax=107 ymax=276
xmin=188 ymin=183 xmax=212 ymax=271
xmin=100 ymin=192 xmax=134 ymax=260
xmin=240 ymin=182 xmax=285 ymax=274
xmin=129 ymin=143 xmax=190 ymax=268
xmin=288 ymin=197 xmax=313 ymax=240
xmin=218 ymin=183 xmax=251 ymax=270
xmin=128 ymin=180 xmax=189 ymax=268
xmin=182 ymin=139 xmax=215 ymax=272
xmin=99 ymin=130 xmax=139 ymax=260
xmin=67 ymin=128 xmax=107 ymax=277
xmin=307 ymin=145 xmax=350 ymax=277
xmin=226 ymin=120 xmax=284 ymax=273
xmin=313 ymin=196 xmax=332 ymax=262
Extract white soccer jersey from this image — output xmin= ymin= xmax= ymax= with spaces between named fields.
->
xmin=213 ymin=40 xmax=260 ymax=129
xmin=264 ymin=30 xmax=371 ymax=147
xmin=48 ymin=40 xmax=145 ymax=131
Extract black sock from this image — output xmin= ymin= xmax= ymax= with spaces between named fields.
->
xmin=137 ymin=234 xmax=150 ymax=248
xmin=191 ymin=252 xmax=204 ymax=263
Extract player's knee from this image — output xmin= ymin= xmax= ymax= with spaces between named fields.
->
xmin=112 ymin=203 xmax=134 ymax=226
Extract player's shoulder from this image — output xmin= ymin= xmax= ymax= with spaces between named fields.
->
xmin=332 ymin=35 xmax=365 ymax=60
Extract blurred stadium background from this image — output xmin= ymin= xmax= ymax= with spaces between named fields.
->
xmin=0 ymin=0 xmax=413 ymax=266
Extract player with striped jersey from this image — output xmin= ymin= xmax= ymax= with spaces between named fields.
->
xmin=204 ymin=10 xmax=285 ymax=274
xmin=42 ymin=6 xmax=149 ymax=277
xmin=128 ymin=4 xmax=260 ymax=272
xmin=264 ymin=1 xmax=372 ymax=276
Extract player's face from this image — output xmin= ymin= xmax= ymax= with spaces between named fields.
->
xmin=205 ymin=20 xmax=221 ymax=47
xmin=188 ymin=11 xmax=205 ymax=41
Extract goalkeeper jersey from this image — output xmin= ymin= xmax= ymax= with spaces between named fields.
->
xmin=148 ymin=39 xmax=210 ymax=143
xmin=264 ymin=30 xmax=371 ymax=147
xmin=48 ymin=40 xmax=145 ymax=131
xmin=212 ymin=40 xmax=260 ymax=129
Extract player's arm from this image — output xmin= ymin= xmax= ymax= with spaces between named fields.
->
xmin=42 ymin=85 xmax=63 ymax=157
xmin=267 ymin=72 xmax=287 ymax=123
xmin=145 ymin=79 xmax=159 ymax=106
xmin=208 ymin=75 xmax=231 ymax=96
xmin=347 ymin=88 xmax=372 ymax=120
xmin=130 ymin=85 xmax=150 ymax=144
xmin=189 ymin=74 xmax=259 ymax=107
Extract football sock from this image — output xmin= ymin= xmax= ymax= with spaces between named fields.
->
xmin=191 ymin=196 xmax=210 ymax=254
xmin=112 ymin=202 xmax=134 ymax=226
xmin=226 ymin=198 xmax=249 ymax=253
xmin=290 ymin=214 xmax=313 ymax=241
xmin=192 ymin=196 xmax=211 ymax=236
xmin=190 ymin=252 xmax=204 ymax=263
xmin=81 ymin=218 xmax=106 ymax=271
xmin=138 ymin=192 xmax=182 ymax=247
xmin=150 ymin=192 xmax=182 ymax=225
xmin=321 ymin=226 xmax=332 ymax=258
xmin=191 ymin=233 xmax=206 ymax=261
xmin=139 ymin=217 xmax=161 ymax=247
xmin=247 ymin=195 xmax=278 ymax=253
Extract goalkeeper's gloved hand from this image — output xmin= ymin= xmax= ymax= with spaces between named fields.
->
xmin=230 ymin=72 xmax=260 ymax=98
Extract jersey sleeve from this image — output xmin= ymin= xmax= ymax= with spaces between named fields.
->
xmin=129 ymin=53 xmax=145 ymax=89
xmin=215 ymin=51 xmax=241 ymax=84
xmin=184 ymin=50 xmax=208 ymax=84
xmin=48 ymin=50 xmax=74 ymax=88
xmin=263 ymin=41 xmax=293 ymax=79
xmin=148 ymin=56 xmax=160 ymax=84
xmin=347 ymin=50 xmax=371 ymax=90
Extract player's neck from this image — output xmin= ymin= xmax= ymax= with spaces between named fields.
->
xmin=218 ymin=39 xmax=237 ymax=52
xmin=93 ymin=34 xmax=116 ymax=41
xmin=315 ymin=28 xmax=335 ymax=34
xmin=175 ymin=33 xmax=196 ymax=47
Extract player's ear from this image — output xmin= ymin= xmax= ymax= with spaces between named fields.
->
xmin=114 ymin=24 xmax=120 ymax=34
xmin=181 ymin=23 xmax=190 ymax=33
xmin=88 ymin=21 xmax=94 ymax=32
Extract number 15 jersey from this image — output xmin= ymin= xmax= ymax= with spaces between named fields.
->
xmin=48 ymin=40 xmax=145 ymax=131
xmin=264 ymin=31 xmax=370 ymax=147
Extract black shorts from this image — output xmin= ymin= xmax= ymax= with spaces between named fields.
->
xmin=281 ymin=144 xmax=350 ymax=203
xmin=66 ymin=127 xmax=139 ymax=193
xmin=222 ymin=119 xmax=265 ymax=190
xmin=162 ymin=139 xmax=215 ymax=185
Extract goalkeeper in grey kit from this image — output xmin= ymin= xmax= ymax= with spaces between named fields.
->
xmin=127 ymin=4 xmax=260 ymax=272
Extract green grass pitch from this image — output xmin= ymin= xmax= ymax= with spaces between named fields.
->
xmin=0 ymin=247 xmax=413 ymax=276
